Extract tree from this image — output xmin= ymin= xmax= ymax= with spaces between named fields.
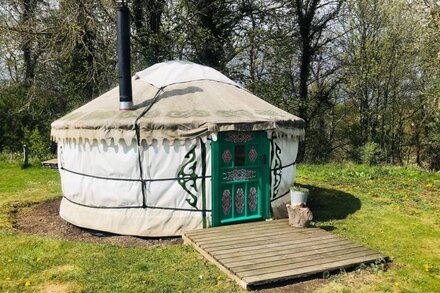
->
xmin=131 ymin=0 xmax=169 ymax=68
xmin=413 ymin=0 xmax=440 ymax=169
xmin=293 ymin=0 xmax=344 ymax=161
xmin=0 ymin=0 xmax=116 ymax=152
xmin=52 ymin=0 xmax=115 ymax=107
xmin=339 ymin=0 xmax=440 ymax=168
xmin=181 ymin=0 xmax=255 ymax=72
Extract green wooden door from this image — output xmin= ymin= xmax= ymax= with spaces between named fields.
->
xmin=212 ymin=131 xmax=270 ymax=226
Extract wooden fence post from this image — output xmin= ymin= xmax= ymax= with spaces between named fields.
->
xmin=22 ymin=144 xmax=29 ymax=168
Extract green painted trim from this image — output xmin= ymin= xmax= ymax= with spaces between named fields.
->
xmin=261 ymin=134 xmax=271 ymax=219
xmin=221 ymin=214 xmax=262 ymax=224
xmin=211 ymin=137 xmax=220 ymax=226
xmin=200 ymin=138 xmax=207 ymax=228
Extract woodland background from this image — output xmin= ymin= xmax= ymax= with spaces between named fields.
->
xmin=0 ymin=0 xmax=439 ymax=169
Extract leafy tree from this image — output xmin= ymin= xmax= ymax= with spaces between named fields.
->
xmin=131 ymin=0 xmax=170 ymax=68
xmin=181 ymin=0 xmax=256 ymax=72
xmin=0 ymin=0 xmax=439 ymax=170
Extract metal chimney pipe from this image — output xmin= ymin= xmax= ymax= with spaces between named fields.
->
xmin=117 ymin=4 xmax=133 ymax=111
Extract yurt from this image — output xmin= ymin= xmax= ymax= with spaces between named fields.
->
xmin=51 ymin=60 xmax=305 ymax=236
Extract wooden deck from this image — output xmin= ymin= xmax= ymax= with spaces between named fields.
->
xmin=183 ymin=219 xmax=386 ymax=290
xmin=41 ymin=158 xmax=58 ymax=169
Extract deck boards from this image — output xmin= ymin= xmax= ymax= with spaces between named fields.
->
xmin=183 ymin=219 xmax=386 ymax=290
xmin=41 ymin=158 xmax=58 ymax=169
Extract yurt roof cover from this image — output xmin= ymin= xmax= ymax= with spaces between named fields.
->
xmin=51 ymin=61 xmax=305 ymax=144
xmin=135 ymin=60 xmax=240 ymax=88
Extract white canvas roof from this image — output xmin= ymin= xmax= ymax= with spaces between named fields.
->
xmin=135 ymin=60 xmax=240 ymax=88
xmin=51 ymin=61 xmax=305 ymax=144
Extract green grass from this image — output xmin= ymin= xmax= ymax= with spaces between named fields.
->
xmin=0 ymin=161 xmax=60 ymax=230
xmin=0 ymin=161 xmax=439 ymax=292
xmin=0 ymin=234 xmax=237 ymax=292
xmin=0 ymin=162 xmax=240 ymax=292
xmin=296 ymin=163 xmax=440 ymax=292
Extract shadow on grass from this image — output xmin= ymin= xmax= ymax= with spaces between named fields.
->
xmin=297 ymin=183 xmax=361 ymax=229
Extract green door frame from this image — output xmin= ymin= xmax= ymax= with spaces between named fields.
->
xmin=211 ymin=131 xmax=271 ymax=227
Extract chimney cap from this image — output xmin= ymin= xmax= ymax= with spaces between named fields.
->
xmin=115 ymin=0 xmax=129 ymax=6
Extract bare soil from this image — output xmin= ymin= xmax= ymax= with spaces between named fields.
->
xmin=13 ymin=198 xmax=182 ymax=247
xmin=256 ymin=277 xmax=328 ymax=293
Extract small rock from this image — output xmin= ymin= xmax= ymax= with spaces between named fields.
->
xmin=286 ymin=204 xmax=313 ymax=228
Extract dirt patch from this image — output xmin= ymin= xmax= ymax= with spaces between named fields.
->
xmin=13 ymin=198 xmax=182 ymax=247
xmin=249 ymin=272 xmax=333 ymax=293
xmin=39 ymin=282 xmax=78 ymax=293
xmin=256 ymin=277 xmax=328 ymax=293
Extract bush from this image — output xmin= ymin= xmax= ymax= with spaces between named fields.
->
xmin=426 ymin=114 xmax=440 ymax=170
xmin=24 ymin=128 xmax=51 ymax=162
xmin=361 ymin=142 xmax=383 ymax=165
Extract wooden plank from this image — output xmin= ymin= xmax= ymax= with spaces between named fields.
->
xmin=212 ymin=237 xmax=344 ymax=259
xmin=194 ymin=229 xmax=328 ymax=249
xmin=186 ymin=219 xmax=290 ymax=235
xmin=243 ymin=253 xmax=384 ymax=286
xmin=185 ymin=219 xmax=290 ymax=236
xmin=187 ymin=222 xmax=316 ymax=238
xmin=215 ymin=239 xmax=351 ymax=264
xmin=187 ymin=219 xmax=295 ymax=234
xmin=182 ymin=233 xmax=249 ymax=290
xmin=210 ymin=234 xmax=339 ymax=255
xmin=225 ymin=241 xmax=361 ymax=268
xmin=198 ymin=232 xmax=329 ymax=251
xmin=205 ymin=233 xmax=337 ymax=255
xmin=219 ymin=239 xmax=353 ymax=263
xmin=185 ymin=219 xmax=284 ymax=235
xmin=183 ymin=222 xmax=387 ymax=290
xmin=239 ymin=250 xmax=382 ymax=278
xmin=41 ymin=158 xmax=58 ymax=169
xmin=232 ymin=246 xmax=372 ymax=274
xmin=187 ymin=226 xmax=302 ymax=243
xmin=188 ymin=226 xmax=319 ymax=243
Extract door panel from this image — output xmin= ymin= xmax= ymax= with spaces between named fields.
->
xmin=212 ymin=131 xmax=270 ymax=226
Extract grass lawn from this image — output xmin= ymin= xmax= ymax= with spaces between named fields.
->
xmin=297 ymin=164 xmax=440 ymax=292
xmin=0 ymin=161 xmax=439 ymax=292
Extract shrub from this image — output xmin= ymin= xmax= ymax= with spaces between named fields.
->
xmin=24 ymin=128 xmax=51 ymax=162
xmin=361 ymin=142 xmax=383 ymax=165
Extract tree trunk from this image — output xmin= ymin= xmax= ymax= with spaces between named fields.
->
xmin=21 ymin=0 xmax=38 ymax=85
xmin=132 ymin=0 xmax=165 ymax=65
xmin=295 ymin=0 xmax=317 ymax=161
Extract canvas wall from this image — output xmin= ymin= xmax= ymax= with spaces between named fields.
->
xmin=58 ymin=133 xmax=299 ymax=236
